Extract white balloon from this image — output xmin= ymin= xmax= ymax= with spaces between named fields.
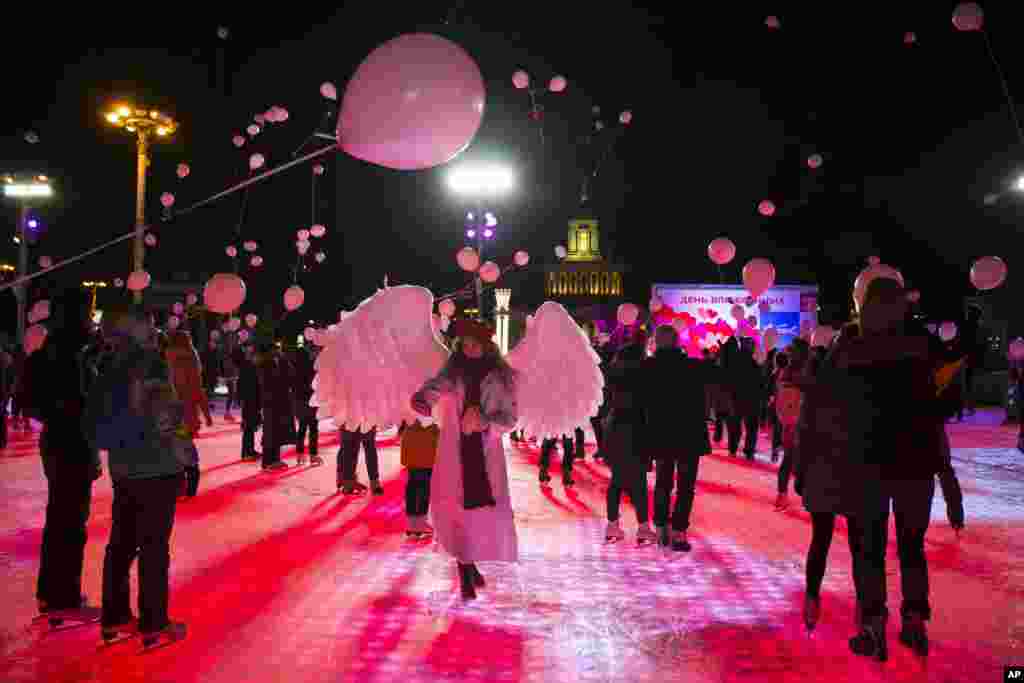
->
xmin=314 ymin=251 xmax=326 ymax=264
xmin=173 ymin=302 xmax=184 ymax=316
xmin=243 ymin=240 xmax=258 ymax=252
xmin=38 ymin=256 xmax=52 ymax=269
xmin=310 ymin=224 xmax=326 ymax=238
xmin=160 ymin=193 xmax=175 ymax=208
xmin=479 ymin=261 xmax=501 ymax=283
xmin=284 ymin=285 xmax=305 ymax=312
xmin=247 ymin=124 xmax=260 ymax=137
xmin=203 ymin=273 xmax=246 ymax=314
xmin=127 ymin=270 xmax=151 ymax=292
xmin=304 ymin=326 xmax=316 ymax=341
xmin=237 ymin=329 xmax=250 ymax=343
xmin=438 ymin=299 xmax=456 ymax=318
xmin=297 ymin=229 xmax=310 ymax=241
xmin=514 ymin=250 xmax=530 ymax=267
xmin=233 ymin=135 xmax=245 ymax=148
xmin=249 ymin=153 xmax=265 ymax=170
xmin=113 ymin=278 xmax=124 ymax=288
xmin=249 ymin=255 xmax=263 ymax=267
xmin=555 ymin=245 xmax=567 ymax=259
xmin=23 ymin=324 xmax=47 ymax=354
xmin=320 ymin=82 xmax=338 ymax=100
xmin=939 ymin=321 xmax=957 ymax=342
xmin=226 ymin=245 xmax=238 ymax=257
xmin=245 ymin=313 xmax=258 ymax=328
xmin=28 ymin=300 xmax=50 ymax=324
xmin=549 ymin=75 xmax=567 ymax=93
xmin=144 ymin=233 xmax=157 ymax=247
xmin=297 ymin=240 xmax=310 ymax=256
xmin=456 ymin=247 xmax=480 ymax=272
xmin=186 ymin=293 xmax=198 ymax=306
xmin=1008 ymin=338 xmax=1024 ymax=361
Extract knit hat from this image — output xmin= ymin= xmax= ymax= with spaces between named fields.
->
xmin=453 ymin=318 xmax=495 ymax=345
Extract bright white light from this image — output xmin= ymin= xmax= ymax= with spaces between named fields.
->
xmin=3 ymin=182 xmax=52 ymax=198
xmin=485 ymin=213 xmax=497 ymax=227
xmin=467 ymin=212 xmax=474 ymax=221
xmin=447 ymin=165 xmax=514 ymax=196
xmin=1016 ymin=176 xmax=1024 ymax=192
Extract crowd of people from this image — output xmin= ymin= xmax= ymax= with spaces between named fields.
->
xmin=9 ymin=274 xmax=1021 ymax=661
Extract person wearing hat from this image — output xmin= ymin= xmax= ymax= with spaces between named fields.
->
xmin=411 ymin=317 xmax=518 ymax=600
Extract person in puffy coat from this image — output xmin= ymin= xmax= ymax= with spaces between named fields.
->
xmin=164 ymin=330 xmax=213 ymax=496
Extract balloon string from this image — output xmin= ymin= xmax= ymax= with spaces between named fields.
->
xmin=168 ymin=144 xmax=336 ymax=219
xmin=0 ymin=144 xmax=339 ymax=293
xmin=982 ymin=30 xmax=1024 ymax=145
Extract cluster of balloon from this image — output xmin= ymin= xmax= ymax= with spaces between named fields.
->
xmin=617 ymin=303 xmax=639 ymax=326
xmin=204 ymin=273 xmax=247 ymax=314
xmin=852 ymin=258 xmax=904 ymax=312
xmin=742 ymin=258 xmax=776 ymax=298
xmin=970 ymin=255 xmax=1007 ymax=291
xmin=511 ymin=68 xmax=567 ymax=130
xmin=708 ymin=237 xmax=736 ymax=266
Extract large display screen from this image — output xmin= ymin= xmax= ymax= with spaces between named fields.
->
xmin=650 ymin=283 xmax=818 ymax=356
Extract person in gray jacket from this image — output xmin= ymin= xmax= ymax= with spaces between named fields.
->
xmin=84 ymin=308 xmax=187 ymax=648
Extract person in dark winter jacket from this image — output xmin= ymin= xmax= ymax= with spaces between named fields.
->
xmin=235 ymin=346 xmax=262 ymax=460
xmin=85 ymin=307 xmax=187 ymax=647
xmin=603 ymin=329 xmax=656 ymax=545
xmin=831 ymin=277 xmax=945 ymax=662
xmin=647 ymin=325 xmax=716 ymax=551
xmin=720 ymin=337 xmax=763 ymax=459
xmin=22 ymin=288 xmax=101 ymax=617
xmin=290 ymin=347 xmax=323 ymax=466
xmin=255 ymin=343 xmax=295 ymax=471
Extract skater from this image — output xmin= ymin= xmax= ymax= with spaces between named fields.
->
xmin=291 ymin=347 xmax=323 ymax=466
xmin=603 ymin=328 xmax=656 ymax=545
xmin=773 ymin=339 xmax=812 ymax=510
xmin=337 ymin=427 xmax=383 ymax=494
xmin=411 ymin=318 xmax=518 ymax=600
xmin=721 ymin=337 xmax=763 ymax=460
xmin=235 ymin=345 xmax=261 ymax=460
xmin=255 ymin=342 xmax=295 ymax=471
xmin=538 ymin=433 xmax=577 ymax=486
xmin=22 ymin=289 xmax=103 ymax=620
xmin=164 ymin=330 xmax=213 ymax=497
xmin=400 ymin=418 xmax=439 ymax=537
xmin=647 ymin=325 xmax=714 ymax=551
xmin=85 ymin=307 xmax=187 ymax=648
xmin=831 ymin=278 xmax=945 ymax=661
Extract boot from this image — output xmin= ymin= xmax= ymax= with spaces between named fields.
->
xmin=457 ymin=563 xmax=477 ymax=600
xmin=803 ymin=594 xmax=821 ymax=631
xmin=849 ymin=614 xmax=888 ymax=662
xmin=671 ymin=530 xmax=692 ymax=552
xmin=899 ymin=613 xmax=929 ymax=657
xmin=469 ymin=564 xmax=485 ymax=588
xmin=636 ymin=524 xmax=657 ymax=545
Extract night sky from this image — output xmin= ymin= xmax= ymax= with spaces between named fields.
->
xmin=2 ymin=3 xmax=1021 ymax=341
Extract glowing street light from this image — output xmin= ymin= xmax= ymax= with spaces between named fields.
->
xmin=1015 ymin=175 xmax=1024 ymax=192
xmin=2 ymin=174 xmax=53 ymax=346
xmin=447 ymin=164 xmax=515 ymax=196
xmin=102 ymin=101 xmax=178 ymax=303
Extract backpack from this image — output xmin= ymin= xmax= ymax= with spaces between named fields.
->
xmin=776 ymin=384 xmax=803 ymax=426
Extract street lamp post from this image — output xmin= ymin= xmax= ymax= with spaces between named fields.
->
xmin=103 ymin=104 xmax=178 ymax=304
xmin=3 ymin=176 xmax=53 ymax=347
xmin=447 ymin=164 xmax=514 ymax=320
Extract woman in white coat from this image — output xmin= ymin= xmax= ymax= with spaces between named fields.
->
xmin=411 ymin=318 xmax=518 ymax=599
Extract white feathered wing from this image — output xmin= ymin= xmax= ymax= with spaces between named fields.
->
xmin=311 ymin=285 xmax=450 ymax=431
xmin=506 ymin=301 xmax=604 ymax=440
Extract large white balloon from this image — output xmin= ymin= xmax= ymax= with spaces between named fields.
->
xmin=970 ymin=256 xmax=1007 ymax=291
xmin=284 ymin=285 xmax=305 ymax=312
xmin=127 ymin=270 xmax=151 ymax=292
xmin=708 ymin=237 xmax=736 ymax=266
xmin=742 ymin=258 xmax=775 ymax=298
xmin=204 ymin=273 xmax=246 ymax=314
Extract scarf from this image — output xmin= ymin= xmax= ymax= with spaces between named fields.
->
xmin=459 ymin=357 xmax=496 ymax=509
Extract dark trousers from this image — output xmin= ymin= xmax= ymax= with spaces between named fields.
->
xmin=405 ymin=468 xmax=433 ymax=516
xmin=37 ymin=443 xmax=94 ymax=609
xmin=653 ymin=452 xmax=700 ymax=532
xmin=241 ymin=423 xmax=259 ymax=457
xmin=713 ymin=414 xmax=726 ymax=443
xmin=338 ymin=428 xmax=380 ymax=483
xmin=590 ymin=416 xmax=604 ymax=453
xmin=777 ymin=453 xmax=794 ymax=494
xmin=295 ymin=409 xmax=319 ymax=455
xmin=184 ymin=466 xmax=200 ymax=497
xmin=225 ymin=379 xmax=238 ymax=412
xmin=0 ymin=397 xmax=7 ymax=448
xmin=855 ymin=478 xmax=935 ymax=621
xmin=771 ymin=410 xmax=783 ymax=452
xmin=606 ymin=423 xmax=648 ymax=524
xmin=539 ymin=435 xmax=575 ymax=474
xmin=261 ymin=443 xmax=282 ymax=468
xmin=101 ymin=474 xmax=180 ymax=633
xmin=727 ymin=413 xmax=759 ymax=456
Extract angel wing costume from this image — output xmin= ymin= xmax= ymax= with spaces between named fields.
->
xmin=312 ymin=286 xmax=604 ymax=563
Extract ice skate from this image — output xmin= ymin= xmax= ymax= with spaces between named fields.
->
xmin=899 ymin=613 xmax=929 ymax=657
xmin=605 ymin=521 xmax=625 ymax=543
xmin=671 ymin=530 xmax=692 ymax=552
xmin=35 ymin=605 xmax=101 ymax=631
xmin=636 ymin=524 xmax=657 ymax=546
xmin=309 ymin=454 xmax=324 ymax=467
xmin=655 ymin=525 xmax=670 ymax=547
xmin=141 ymin=621 xmax=187 ymax=651
xmin=100 ymin=619 xmax=139 ymax=647
xmin=295 ymin=451 xmax=307 ymax=466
